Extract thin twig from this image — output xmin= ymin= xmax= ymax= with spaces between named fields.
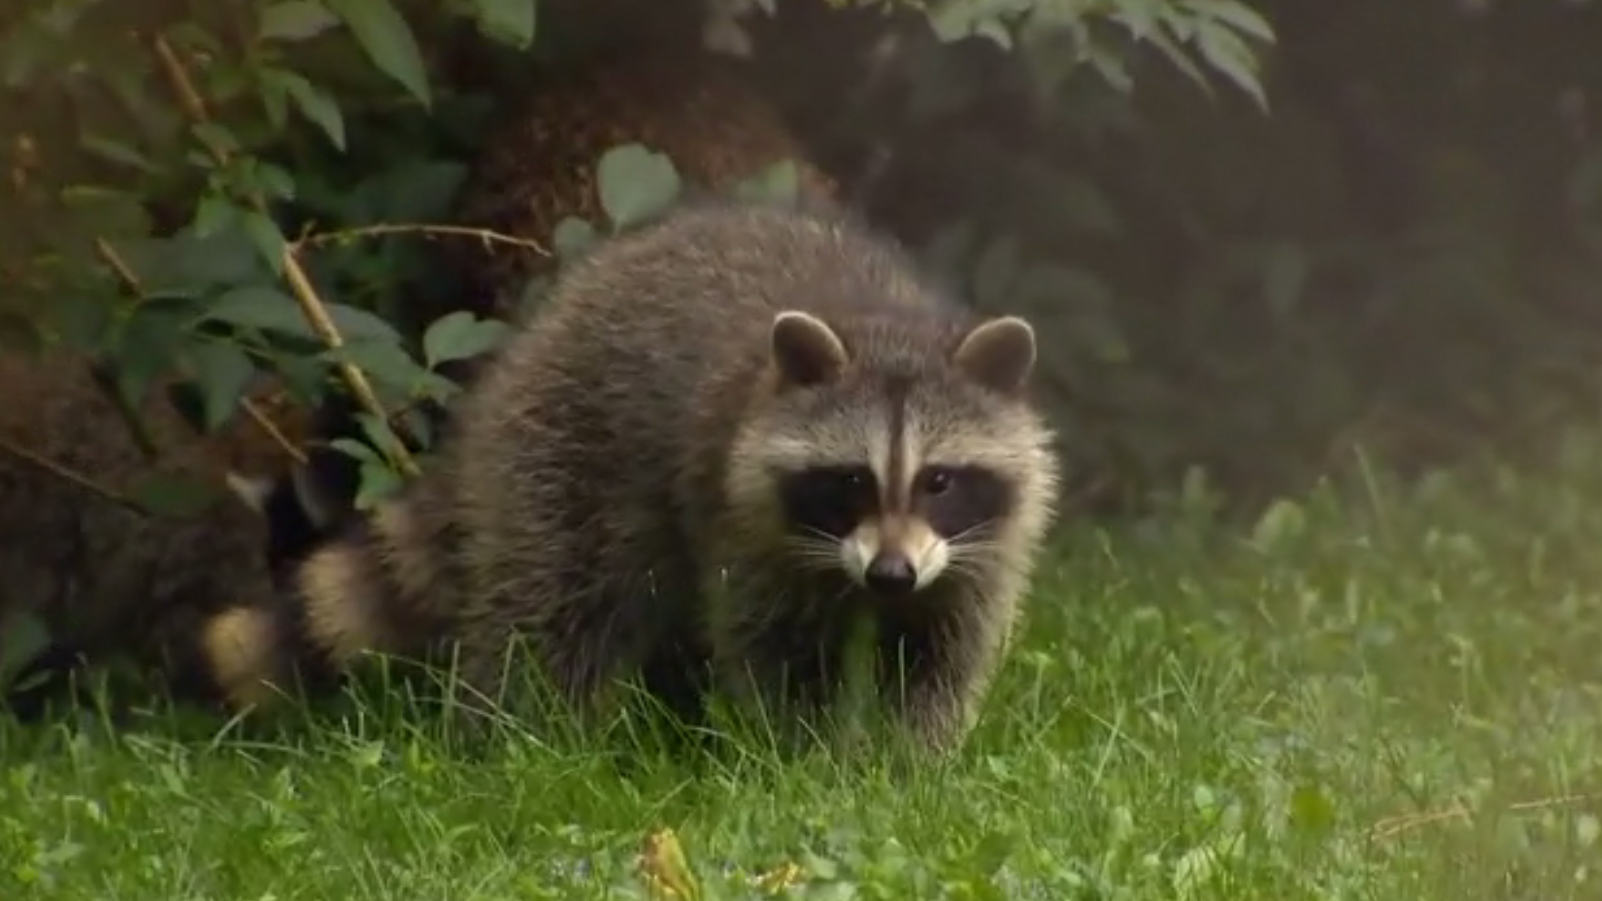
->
xmin=236 ymin=395 xmax=307 ymax=466
xmin=151 ymin=33 xmax=420 ymax=477
xmin=93 ymin=238 xmax=307 ymax=467
xmin=0 ymin=434 xmax=134 ymax=509
xmin=275 ymin=243 xmax=418 ymax=474
xmin=290 ymin=222 xmax=548 ymax=256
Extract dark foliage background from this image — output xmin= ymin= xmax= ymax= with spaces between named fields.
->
xmin=3 ymin=0 xmax=1600 ymax=526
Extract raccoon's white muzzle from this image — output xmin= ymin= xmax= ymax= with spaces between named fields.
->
xmin=840 ymin=516 xmax=950 ymax=596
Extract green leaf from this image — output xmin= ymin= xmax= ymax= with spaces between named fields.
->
xmin=354 ymin=459 xmax=405 ymax=510
xmin=1110 ymin=0 xmax=1161 ymax=41
xmin=0 ymin=609 xmax=51 ymax=684
xmin=326 ymin=0 xmax=431 ymax=108
xmin=184 ymin=341 xmax=259 ymax=432
xmin=111 ymin=303 xmax=193 ymax=411
xmin=422 ymin=311 xmax=510 ymax=369
xmin=973 ymin=16 xmax=1011 ymax=50
xmin=252 ymin=161 xmax=297 ymax=202
xmin=1250 ymin=497 xmax=1306 ymax=552
xmin=128 ymin=473 xmax=224 ymax=518
xmin=242 ymin=211 xmax=288 ymax=275
xmin=353 ymin=411 xmax=404 ymax=458
xmin=259 ymin=1 xmax=340 ymax=41
xmin=274 ymin=70 xmax=346 ymax=149
xmin=1183 ymin=0 xmax=1276 ymax=43
xmin=114 ymin=228 xmax=268 ymax=295
xmin=1193 ymin=18 xmax=1268 ymax=111
xmin=1147 ymin=26 xmax=1212 ymax=97
xmin=321 ymin=338 xmax=433 ymax=396
xmin=395 ymin=406 xmax=437 ymax=452
xmin=204 ymin=285 xmax=404 ymax=345
xmin=193 ymin=193 xmax=240 ymax=239
xmin=329 ymin=436 xmax=384 ymax=467
xmin=259 ymin=73 xmax=289 ymax=129
xmin=269 ymin=352 xmax=332 ymax=405
xmin=469 ymin=0 xmax=536 ymax=47
xmin=1084 ymin=41 xmax=1135 ymax=94
xmin=347 ymin=159 xmax=466 ymax=222
xmin=595 ymin=144 xmax=682 ymax=232
xmin=551 ymin=216 xmax=598 ymax=259
xmin=192 ymin=121 xmax=242 ymax=158
xmin=57 ymin=185 xmax=153 ymax=238
xmin=79 ymin=134 xmax=159 ymax=174
xmin=732 ymin=159 xmax=801 ymax=206
xmin=202 ymin=285 xmax=303 ymax=335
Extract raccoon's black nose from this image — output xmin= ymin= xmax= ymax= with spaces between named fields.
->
xmin=865 ymin=552 xmax=917 ymax=596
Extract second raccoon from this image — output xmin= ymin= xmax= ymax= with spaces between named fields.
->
xmin=201 ymin=201 xmax=1061 ymax=750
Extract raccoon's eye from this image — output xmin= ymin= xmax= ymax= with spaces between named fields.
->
xmin=920 ymin=466 xmax=957 ymax=497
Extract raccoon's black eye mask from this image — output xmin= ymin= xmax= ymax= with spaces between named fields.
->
xmin=915 ymin=464 xmax=1014 ymax=541
xmin=776 ymin=462 xmax=1015 ymax=542
xmin=778 ymin=464 xmax=878 ymax=539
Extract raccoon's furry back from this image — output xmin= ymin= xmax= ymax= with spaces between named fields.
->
xmin=0 ymin=349 xmax=284 ymax=705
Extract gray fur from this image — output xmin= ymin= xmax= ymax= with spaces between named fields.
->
xmin=218 ymin=202 xmax=1061 ymax=750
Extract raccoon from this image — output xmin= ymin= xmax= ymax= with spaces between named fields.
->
xmin=440 ymin=48 xmax=837 ymax=326
xmin=201 ymin=201 xmax=1060 ymax=750
xmin=0 ymin=347 xmax=324 ymax=715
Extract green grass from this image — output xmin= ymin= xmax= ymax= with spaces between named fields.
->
xmin=6 ymin=447 xmax=1602 ymax=900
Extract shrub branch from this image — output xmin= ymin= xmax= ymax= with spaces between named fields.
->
xmin=151 ymin=33 xmax=420 ymax=477
xmin=0 ymin=434 xmax=135 ymax=509
xmin=292 ymin=222 xmax=548 ymax=256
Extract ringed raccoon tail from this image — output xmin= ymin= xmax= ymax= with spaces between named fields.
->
xmin=198 ymin=479 xmax=461 ymax=713
xmin=194 ymin=200 xmax=1061 ymax=753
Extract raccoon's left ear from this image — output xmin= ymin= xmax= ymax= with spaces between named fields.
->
xmin=953 ymin=316 xmax=1037 ymax=395
xmin=771 ymin=310 xmax=849 ymax=387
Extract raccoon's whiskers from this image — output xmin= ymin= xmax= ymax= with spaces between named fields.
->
xmin=783 ymin=531 xmax=844 ymax=574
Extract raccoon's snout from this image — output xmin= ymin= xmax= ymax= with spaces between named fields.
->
xmin=841 ymin=516 xmax=950 ymax=595
xmin=864 ymin=551 xmax=917 ymax=597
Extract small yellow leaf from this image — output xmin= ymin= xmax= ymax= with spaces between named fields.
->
xmin=750 ymin=861 xmax=804 ymax=894
xmin=637 ymin=828 xmax=701 ymax=900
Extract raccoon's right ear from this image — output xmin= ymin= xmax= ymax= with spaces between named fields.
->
xmin=953 ymin=315 xmax=1037 ymax=395
xmin=771 ymin=311 xmax=849 ymax=388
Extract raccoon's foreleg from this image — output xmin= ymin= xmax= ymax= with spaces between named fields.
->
xmin=711 ymin=605 xmax=854 ymax=745
xmin=875 ymin=604 xmax=1006 ymax=753
xmin=447 ymin=571 xmax=678 ymax=731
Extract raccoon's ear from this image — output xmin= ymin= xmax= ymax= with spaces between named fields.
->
xmin=771 ymin=311 xmax=849 ymax=387
xmin=953 ymin=316 xmax=1037 ymax=395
